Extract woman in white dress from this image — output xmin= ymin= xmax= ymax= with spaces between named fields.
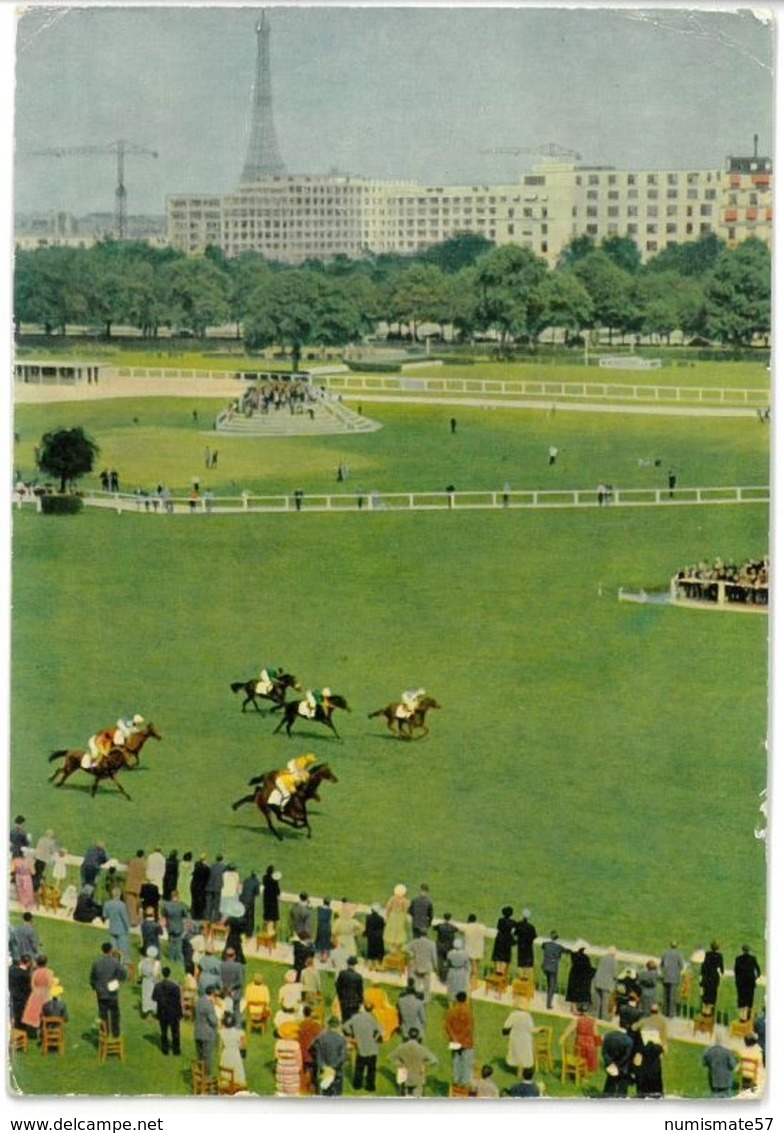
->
xmin=502 ymin=1008 xmax=537 ymax=1075
xmin=139 ymin=946 xmax=161 ymax=1017
xmin=219 ymin=1012 xmax=247 ymax=1090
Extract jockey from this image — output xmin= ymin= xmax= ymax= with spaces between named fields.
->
xmin=256 ymin=666 xmax=280 ymax=695
xmin=113 ymin=713 xmax=146 ymax=747
xmin=274 ymin=754 xmax=317 ymax=812
xmin=398 ymin=688 xmax=425 ymax=720
xmin=83 ymin=728 xmax=115 ymax=770
xmin=304 ymin=687 xmax=332 ymax=716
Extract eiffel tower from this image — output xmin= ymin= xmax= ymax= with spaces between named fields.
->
xmin=240 ymin=10 xmax=286 ymax=182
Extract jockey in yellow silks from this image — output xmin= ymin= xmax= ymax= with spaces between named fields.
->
xmin=274 ymin=754 xmax=317 ymax=812
xmin=83 ymin=713 xmax=145 ymax=770
xmin=396 ymin=688 xmax=425 ymax=720
xmin=255 ymin=666 xmax=281 ymax=696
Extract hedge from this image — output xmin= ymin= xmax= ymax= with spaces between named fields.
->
xmin=39 ymin=495 xmax=84 ymax=515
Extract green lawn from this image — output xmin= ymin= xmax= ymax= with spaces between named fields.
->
xmin=10 ymin=391 xmax=769 ymax=1097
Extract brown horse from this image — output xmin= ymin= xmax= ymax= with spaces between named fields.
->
xmin=47 ymin=722 xmax=162 ymax=799
xmin=230 ymin=672 xmax=300 ymax=713
xmin=368 ymin=696 xmax=441 ymax=740
xmin=231 ymin=762 xmax=338 ymax=840
xmin=271 ymin=694 xmax=351 ymax=739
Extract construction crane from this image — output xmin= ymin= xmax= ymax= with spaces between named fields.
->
xmin=481 ymin=142 xmax=583 ymax=162
xmin=25 ymin=139 xmax=158 ymax=240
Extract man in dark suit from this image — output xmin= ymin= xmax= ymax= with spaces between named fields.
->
xmin=89 ymin=941 xmax=126 ymax=1036
xmin=151 ymin=966 xmax=183 ymax=1055
xmin=220 ymin=947 xmax=244 ymax=1020
xmin=190 ymin=855 xmax=210 ymax=921
xmin=9 ymin=955 xmax=32 ymax=1028
xmin=335 ymin=955 xmax=364 ymax=1023
xmin=601 ymin=1027 xmax=634 ymax=1097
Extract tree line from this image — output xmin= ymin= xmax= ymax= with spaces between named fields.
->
xmin=14 ymin=230 xmax=771 ymax=356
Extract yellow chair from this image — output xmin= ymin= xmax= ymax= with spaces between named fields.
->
xmin=381 ymin=952 xmax=407 ymax=975
xmin=256 ymin=930 xmax=277 ymax=954
xmin=512 ymin=970 xmax=535 ymax=1005
xmin=98 ymin=1021 xmax=125 ymax=1062
xmin=191 ymin=1059 xmax=217 ymax=1095
xmin=246 ymin=1002 xmax=270 ymax=1035
xmin=534 ymin=1025 xmax=554 ymax=1074
xmin=560 ymin=1036 xmax=588 ymax=1085
xmin=40 ymin=883 xmax=62 ymax=915
xmin=41 ymin=1016 xmax=66 ymax=1056
xmin=730 ymin=1017 xmax=755 ymax=1040
xmin=740 ymin=1055 xmax=762 ymax=1091
xmin=483 ymin=970 xmax=508 ymax=999
xmin=207 ymin=923 xmax=229 ymax=952
xmin=218 ymin=1067 xmax=237 ymax=1095
xmin=693 ymin=1007 xmax=715 ymax=1039
xmin=10 ymin=1028 xmax=29 ymax=1054
xmin=180 ymin=987 xmax=197 ymax=1021
xmin=449 ymin=1083 xmax=472 ymax=1097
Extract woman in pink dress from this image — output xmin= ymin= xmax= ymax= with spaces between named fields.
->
xmin=21 ymin=955 xmax=54 ymax=1033
xmin=13 ymin=855 xmax=36 ymax=910
xmin=561 ymin=1004 xmax=601 ymax=1073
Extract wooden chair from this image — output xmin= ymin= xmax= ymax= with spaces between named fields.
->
xmin=40 ymin=1016 xmax=66 ymax=1056
xmin=730 ymin=1016 xmax=755 ymax=1040
xmin=560 ymin=1036 xmax=588 ymax=1085
xmin=190 ymin=1059 xmax=217 ymax=1095
xmin=512 ymin=970 xmax=535 ymax=1005
xmin=207 ymin=923 xmax=229 ymax=953
xmin=534 ymin=1025 xmax=554 ymax=1074
xmin=40 ymin=882 xmax=62 ymax=915
xmin=693 ymin=1006 xmax=715 ymax=1038
xmin=246 ymin=1003 xmax=270 ymax=1035
xmin=449 ymin=1083 xmax=472 ymax=1097
xmin=10 ymin=1028 xmax=29 ymax=1054
xmin=98 ymin=1021 xmax=125 ymax=1062
xmin=218 ymin=1067 xmax=237 ymax=1095
xmin=677 ymin=970 xmax=694 ymax=1017
xmin=740 ymin=1055 xmax=762 ymax=1091
xmin=483 ymin=969 xmax=508 ymax=998
xmin=381 ymin=952 xmax=407 ymax=975
xmin=255 ymin=930 xmax=277 ymax=954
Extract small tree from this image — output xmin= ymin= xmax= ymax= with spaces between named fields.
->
xmin=37 ymin=427 xmax=100 ymax=493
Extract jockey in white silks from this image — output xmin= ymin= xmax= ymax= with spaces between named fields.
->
xmin=82 ymin=713 xmax=145 ymax=770
xmin=274 ymin=754 xmax=317 ymax=812
xmin=396 ymin=688 xmax=425 ymax=720
xmin=301 ymin=687 xmax=332 ymax=718
xmin=255 ymin=666 xmax=280 ymax=695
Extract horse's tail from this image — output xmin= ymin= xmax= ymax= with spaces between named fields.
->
xmin=49 ymin=749 xmax=68 ymax=763
xmin=268 ymin=701 xmax=284 ymax=714
xmin=230 ymin=682 xmax=247 ymax=694
xmin=248 ymin=771 xmax=270 ymax=787
xmin=367 ymin=708 xmax=385 ymax=719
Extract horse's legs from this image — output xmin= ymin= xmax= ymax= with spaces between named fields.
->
xmin=273 ymin=713 xmax=287 ymax=735
xmin=231 ymin=793 xmax=257 ymax=811
xmin=109 ymin=774 xmax=132 ymax=801
xmin=260 ymin=803 xmax=283 ymax=841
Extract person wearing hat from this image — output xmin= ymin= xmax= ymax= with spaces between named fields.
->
xmin=733 ymin=944 xmax=762 ymax=1021
xmin=42 ymin=981 xmax=69 ymax=1022
xmin=364 ymin=903 xmax=386 ymax=970
xmin=336 ymin=954 xmax=364 ymax=1022
xmin=139 ymin=945 xmax=162 ymax=1018
xmin=514 ymin=908 xmax=538 ymax=977
xmin=190 ymin=854 xmax=211 ymax=922
xmin=10 ymin=815 xmax=31 ymax=858
xmin=113 ymin=713 xmax=146 ymax=748
xmin=102 ymin=886 xmax=131 ymax=962
xmin=445 ymin=936 xmax=471 ymax=1002
xmin=262 ymin=866 xmax=281 ymax=936
xmin=389 ymin=1027 xmax=438 ymax=1097
xmin=434 ymin=912 xmax=458 ymax=983
xmin=660 ymin=941 xmax=686 ymax=1018
xmin=343 ymin=1001 xmax=384 ymax=1092
xmin=310 ymin=1016 xmax=348 ymax=1095
xmin=397 ymin=979 xmax=426 ymax=1039
xmin=565 ymin=941 xmax=596 ymax=1013
xmin=275 ymin=755 xmax=317 ymax=814
xmin=384 ymin=884 xmax=410 ymax=955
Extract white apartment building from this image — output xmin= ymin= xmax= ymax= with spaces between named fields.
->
xmin=166 ymin=153 xmax=772 ymax=266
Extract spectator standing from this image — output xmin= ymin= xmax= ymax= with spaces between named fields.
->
xmin=390 ymin=1028 xmax=438 ymax=1097
xmin=190 ymin=854 xmax=210 ymax=921
xmin=502 ymin=1007 xmax=537 ymax=1077
xmin=702 ymin=1030 xmax=738 ymax=1097
xmin=81 ymin=842 xmax=108 ymax=889
xmin=162 ymin=851 xmax=179 ymax=902
xmin=541 ymin=930 xmax=566 ymax=1009
xmin=594 ymin=946 xmax=618 ymax=1020
xmin=219 ymin=1012 xmax=247 ymax=1091
xmin=405 ymin=930 xmax=438 ymax=1002
xmin=151 ymin=966 xmax=183 ymax=1055
xmin=123 ymin=850 xmax=146 ymax=927
xmin=314 ymin=895 xmax=333 ymax=961
xmin=463 ymin=914 xmax=487 ymax=984
xmin=12 ymin=854 xmax=36 ymax=910
xmin=332 ymin=901 xmax=362 ymax=955
xmin=364 ymin=904 xmax=386 ymax=970
xmin=733 ymin=944 xmax=762 ymax=1021
xmin=445 ymin=936 xmax=471 ymax=1002
xmin=444 ymin=991 xmax=474 ymax=1088
xmin=660 ymin=941 xmax=685 ymax=1018
xmin=145 ymin=847 xmax=166 ymax=894
xmin=239 ymin=870 xmax=260 ymax=937
xmin=204 ymin=854 xmax=226 ymax=924
xmin=384 ymin=884 xmax=410 ymax=955
xmin=397 ymin=980 xmax=426 ymax=1039
xmin=638 ymin=959 xmax=661 ymax=1015
xmin=343 ymin=1003 xmax=384 ymax=1092
xmin=289 ymin=892 xmax=313 ymax=942
xmin=335 ymin=955 xmax=364 ymax=1022
xmin=601 ymin=1027 xmax=634 ymax=1097
xmin=434 ymin=912 xmax=458 ymax=983
xmin=13 ymin=913 xmax=41 ymax=960
xmin=491 ymin=905 xmax=516 ymax=976
xmin=9 ymin=955 xmax=33 ymax=1028
xmin=102 ymin=887 xmax=131 ymax=961
xmin=262 ymin=866 xmax=281 ymax=935
xmin=33 ymin=829 xmax=57 ymax=892
xmin=139 ymin=946 xmax=161 ymax=1017
xmin=514 ymin=908 xmax=537 ymax=976
xmin=408 ymin=884 xmax=434 ymax=937
xmin=10 ymin=815 xmax=31 ymax=858
xmin=565 ymin=942 xmax=596 ymax=1012
xmin=194 ymin=985 xmax=221 ymax=1077
xmin=700 ymin=941 xmax=724 ymax=1010
xmin=140 ymin=907 xmax=163 ymax=957
xmin=161 ymin=891 xmax=189 ymax=965
xmin=311 ymin=1016 xmax=349 ymax=1095
xmin=89 ymin=942 xmax=126 ymax=1037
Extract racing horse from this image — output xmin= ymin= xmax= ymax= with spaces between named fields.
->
xmin=47 ymin=722 xmax=162 ymax=799
xmin=368 ymin=696 xmax=441 ymax=740
xmin=229 ymin=672 xmax=300 ymax=713
xmin=231 ymin=761 xmax=338 ymax=840
xmin=270 ymin=694 xmax=351 ymax=739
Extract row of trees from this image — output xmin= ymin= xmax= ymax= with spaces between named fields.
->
xmin=14 ymin=230 xmax=771 ymax=353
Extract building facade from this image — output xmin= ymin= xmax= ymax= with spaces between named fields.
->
xmin=166 ymin=152 xmax=772 ymax=266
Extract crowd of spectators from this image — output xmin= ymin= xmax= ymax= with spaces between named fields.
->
xmin=240 ymin=378 xmax=315 ymax=418
xmin=8 ymin=818 xmax=766 ymax=1098
xmin=673 ymin=555 xmax=769 ymax=606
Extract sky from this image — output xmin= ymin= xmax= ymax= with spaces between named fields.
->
xmin=10 ymin=3 xmax=775 ymax=219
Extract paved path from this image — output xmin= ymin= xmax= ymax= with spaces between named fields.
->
xmin=14 ymin=376 xmax=758 ymax=417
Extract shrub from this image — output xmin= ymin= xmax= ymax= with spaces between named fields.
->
xmin=344 ymin=360 xmax=402 ymax=373
xmin=39 ymin=494 xmax=84 ymax=515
